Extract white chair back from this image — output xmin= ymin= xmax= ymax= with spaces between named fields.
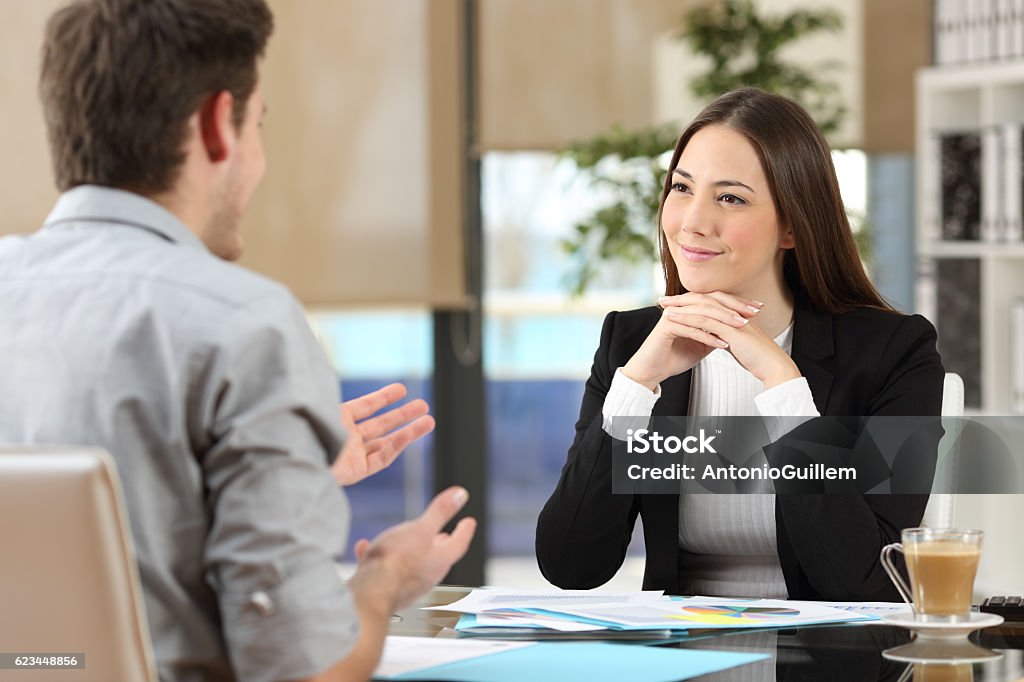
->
xmin=921 ymin=373 xmax=964 ymax=529
xmin=0 ymin=447 xmax=157 ymax=681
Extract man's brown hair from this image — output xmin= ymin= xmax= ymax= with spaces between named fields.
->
xmin=40 ymin=0 xmax=274 ymax=194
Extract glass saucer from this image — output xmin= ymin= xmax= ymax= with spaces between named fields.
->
xmin=880 ymin=611 xmax=1004 ymax=640
xmin=883 ymin=638 xmax=1004 ymax=664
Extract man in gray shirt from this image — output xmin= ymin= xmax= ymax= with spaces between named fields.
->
xmin=0 ymin=1 xmax=476 ymax=681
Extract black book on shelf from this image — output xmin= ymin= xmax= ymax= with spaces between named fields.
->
xmin=936 ymin=258 xmax=982 ymax=409
xmin=940 ymin=132 xmax=982 ymax=240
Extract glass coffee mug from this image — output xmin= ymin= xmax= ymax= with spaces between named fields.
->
xmin=881 ymin=528 xmax=983 ymax=622
xmin=907 ymin=662 xmax=974 ymax=682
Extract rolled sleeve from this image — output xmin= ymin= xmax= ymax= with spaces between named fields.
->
xmin=194 ymin=291 xmax=357 ymax=682
xmin=218 ymin=544 xmax=357 ymax=682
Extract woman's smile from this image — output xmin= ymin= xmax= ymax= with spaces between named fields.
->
xmin=679 ymin=244 xmax=723 ymax=262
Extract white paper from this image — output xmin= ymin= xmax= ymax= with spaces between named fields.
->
xmin=813 ymin=601 xmax=914 ymax=616
xmin=810 ymin=601 xmax=914 ymax=627
xmin=473 ymin=611 xmax=608 ymax=632
xmin=373 ymin=636 xmax=534 ymax=678
xmin=425 ymin=588 xmax=668 ymax=614
xmin=541 ymin=597 xmax=877 ymax=630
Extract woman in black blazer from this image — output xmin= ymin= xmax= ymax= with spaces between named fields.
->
xmin=535 ymin=88 xmax=944 ymax=601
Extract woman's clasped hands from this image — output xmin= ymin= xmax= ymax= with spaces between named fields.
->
xmin=621 ymin=292 xmax=801 ymax=391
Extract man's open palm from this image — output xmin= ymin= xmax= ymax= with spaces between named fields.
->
xmin=331 ymin=383 xmax=435 ymax=486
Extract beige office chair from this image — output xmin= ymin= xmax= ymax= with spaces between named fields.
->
xmin=920 ymin=373 xmax=964 ymax=529
xmin=0 ymin=447 xmax=157 ymax=681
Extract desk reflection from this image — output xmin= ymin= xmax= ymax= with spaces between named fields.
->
xmin=395 ymin=588 xmax=1024 ymax=682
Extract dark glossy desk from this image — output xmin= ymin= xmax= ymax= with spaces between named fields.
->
xmin=392 ymin=587 xmax=1024 ymax=681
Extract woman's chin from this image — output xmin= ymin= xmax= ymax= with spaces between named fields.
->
xmin=677 ymin=278 xmax=720 ymax=295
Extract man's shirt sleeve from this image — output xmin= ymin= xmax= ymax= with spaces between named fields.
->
xmin=191 ymin=290 xmax=356 ymax=682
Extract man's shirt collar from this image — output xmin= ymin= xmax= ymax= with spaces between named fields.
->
xmin=43 ymin=184 xmax=209 ymax=253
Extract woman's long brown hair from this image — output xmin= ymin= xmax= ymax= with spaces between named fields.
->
xmin=658 ymin=88 xmax=892 ymax=314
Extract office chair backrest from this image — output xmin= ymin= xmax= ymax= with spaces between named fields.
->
xmin=921 ymin=373 xmax=964 ymax=529
xmin=0 ymin=447 xmax=157 ymax=681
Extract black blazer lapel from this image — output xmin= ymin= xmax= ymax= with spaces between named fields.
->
xmin=654 ymin=371 xmax=692 ymax=418
xmin=642 ymin=370 xmax=691 ymax=593
xmin=791 ymin=296 xmax=835 ymax=412
xmin=776 ymin=294 xmax=836 ymax=598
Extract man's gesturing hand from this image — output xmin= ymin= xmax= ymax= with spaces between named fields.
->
xmin=332 ymin=383 xmax=435 ymax=486
xmin=350 ymin=486 xmax=477 ymax=611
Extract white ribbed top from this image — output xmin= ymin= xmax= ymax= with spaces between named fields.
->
xmin=677 ymin=326 xmax=795 ymax=599
xmin=602 ymin=321 xmax=822 ymax=601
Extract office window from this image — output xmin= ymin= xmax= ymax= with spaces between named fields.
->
xmin=309 ymin=310 xmax=434 ymax=555
xmin=482 ymin=151 xmax=654 ymax=587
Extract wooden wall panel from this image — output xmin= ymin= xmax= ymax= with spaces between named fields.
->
xmin=862 ymin=0 xmax=931 ymax=153
xmin=479 ymin=0 xmax=695 ymax=150
xmin=0 ymin=1 xmax=467 ymax=308
xmin=241 ymin=0 xmax=466 ymax=306
xmin=0 ymin=2 xmax=65 ymax=237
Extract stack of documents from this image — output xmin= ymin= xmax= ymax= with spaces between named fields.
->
xmin=425 ymin=588 xmax=904 ymax=636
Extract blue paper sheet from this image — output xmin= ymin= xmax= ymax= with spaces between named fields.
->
xmin=376 ymin=641 xmax=769 ymax=682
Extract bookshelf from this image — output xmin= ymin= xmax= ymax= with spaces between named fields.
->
xmin=918 ymin=3 xmax=1024 ymax=598
xmin=917 ymin=61 xmax=1024 ymax=596
xmin=916 ymin=61 xmax=1024 ymax=414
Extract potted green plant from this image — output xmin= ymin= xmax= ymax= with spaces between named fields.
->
xmin=560 ymin=0 xmax=848 ymax=295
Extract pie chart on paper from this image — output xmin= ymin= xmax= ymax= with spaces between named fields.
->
xmin=669 ymin=604 xmax=802 ymax=626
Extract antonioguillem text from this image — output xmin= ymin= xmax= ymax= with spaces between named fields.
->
xmin=625 ymin=462 xmax=858 ymax=482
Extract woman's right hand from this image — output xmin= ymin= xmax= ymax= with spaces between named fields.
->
xmin=620 ymin=292 xmax=762 ymax=391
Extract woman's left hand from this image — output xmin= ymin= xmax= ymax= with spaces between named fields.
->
xmin=716 ymin=321 xmax=801 ymax=388
xmin=660 ymin=295 xmax=801 ymax=388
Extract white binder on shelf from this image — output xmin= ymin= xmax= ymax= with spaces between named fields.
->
xmin=966 ymin=0 xmax=979 ymax=62
xmin=916 ymin=259 xmax=938 ymax=326
xmin=995 ymin=0 xmax=1011 ymax=57
xmin=946 ymin=0 xmax=966 ymax=64
xmin=1016 ymin=0 xmax=1024 ymax=59
xmin=933 ymin=0 xmax=945 ymax=64
xmin=998 ymin=0 xmax=1015 ymax=58
xmin=1012 ymin=298 xmax=1024 ymax=415
xmin=981 ymin=0 xmax=995 ymax=61
xmin=956 ymin=0 xmax=968 ymax=64
xmin=1003 ymin=123 xmax=1023 ymax=242
xmin=935 ymin=0 xmax=950 ymax=65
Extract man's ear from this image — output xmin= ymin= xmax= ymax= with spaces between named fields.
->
xmin=197 ymin=90 xmax=236 ymax=163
